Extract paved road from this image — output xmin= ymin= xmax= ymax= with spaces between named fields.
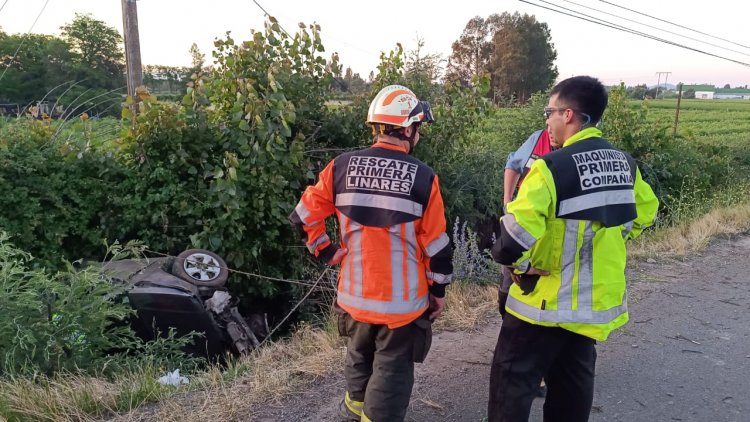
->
xmin=250 ymin=235 xmax=750 ymax=421
xmin=576 ymin=235 xmax=750 ymax=422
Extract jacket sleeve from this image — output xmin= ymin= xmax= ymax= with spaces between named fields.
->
xmin=491 ymin=160 xmax=555 ymax=272
xmin=505 ymin=130 xmax=543 ymax=172
xmin=288 ymin=161 xmax=338 ymax=263
xmin=418 ymin=175 xmax=453 ymax=298
xmin=624 ymin=167 xmax=659 ymax=241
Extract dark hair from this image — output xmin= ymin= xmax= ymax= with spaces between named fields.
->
xmin=550 ymin=76 xmax=608 ymax=124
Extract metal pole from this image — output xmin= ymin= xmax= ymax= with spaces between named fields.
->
xmin=673 ymin=83 xmax=683 ymax=138
xmin=655 ymin=71 xmax=672 ymax=99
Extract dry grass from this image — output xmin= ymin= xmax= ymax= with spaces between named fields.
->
xmin=629 ymin=201 xmax=750 ymax=259
xmin=434 ymin=283 xmax=499 ymax=332
xmin=0 ymin=374 xmax=117 ymax=422
xmin=109 ymin=319 xmax=344 ymax=421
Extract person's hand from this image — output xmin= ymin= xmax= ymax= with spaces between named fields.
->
xmin=510 ymin=266 xmax=549 ymax=285
xmin=428 ymin=295 xmax=445 ymax=321
xmin=327 ymin=248 xmax=348 ymax=266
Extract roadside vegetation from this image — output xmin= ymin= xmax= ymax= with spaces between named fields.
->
xmin=1 ymin=14 xmax=750 ymax=421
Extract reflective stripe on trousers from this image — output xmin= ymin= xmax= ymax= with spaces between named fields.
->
xmin=507 ymin=219 xmax=627 ymax=324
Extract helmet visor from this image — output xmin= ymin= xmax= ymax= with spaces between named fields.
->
xmin=409 ymin=100 xmax=435 ymax=124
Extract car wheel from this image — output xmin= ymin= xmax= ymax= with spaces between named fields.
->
xmin=171 ymin=249 xmax=229 ymax=287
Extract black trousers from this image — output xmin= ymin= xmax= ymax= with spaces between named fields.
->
xmin=337 ymin=306 xmax=432 ymax=422
xmin=488 ymin=313 xmax=596 ymax=422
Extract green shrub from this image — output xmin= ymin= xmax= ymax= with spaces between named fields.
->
xmin=0 ymin=234 xmax=198 ymax=377
xmin=0 ymin=117 xmax=127 ymax=268
xmin=0 ymin=233 xmax=132 ymax=375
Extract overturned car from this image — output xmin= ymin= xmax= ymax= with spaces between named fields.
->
xmin=103 ymin=249 xmax=269 ymax=360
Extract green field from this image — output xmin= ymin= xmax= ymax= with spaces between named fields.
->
xmin=629 ymin=99 xmax=750 ymax=147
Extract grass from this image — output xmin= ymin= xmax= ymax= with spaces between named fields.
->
xmin=0 ymin=366 xmax=176 ymax=422
xmin=629 ymin=199 xmax=750 ymax=260
xmin=434 ymin=283 xmax=498 ymax=332
xmin=626 ymin=98 xmax=750 ymax=149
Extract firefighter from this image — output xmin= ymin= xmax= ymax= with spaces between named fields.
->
xmin=488 ymin=76 xmax=659 ymax=422
xmin=289 ymin=85 xmax=453 ymax=422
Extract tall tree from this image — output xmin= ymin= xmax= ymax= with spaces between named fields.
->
xmin=445 ymin=16 xmax=492 ymax=85
xmin=489 ymin=12 xmax=557 ymax=103
xmin=0 ymin=33 xmax=74 ymax=104
xmin=404 ymin=37 xmax=444 ymax=99
xmin=56 ymin=14 xmax=126 ymax=116
xmin=60 ymin=13 xmax=125 ymax=90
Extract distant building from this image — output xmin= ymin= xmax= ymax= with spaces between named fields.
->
xmin=682 ymin=84 xmax=750 ymax=100
xmin=681 ymin=84 xmax=716 ymax=99
xmin=695 ymin=90 xmax=715 ymax=99
xmin=714 ymin=88 xmax=750 ymax=100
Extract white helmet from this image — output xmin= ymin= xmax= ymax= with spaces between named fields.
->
xmin=366 ymin=85 xmax=434 ymax=130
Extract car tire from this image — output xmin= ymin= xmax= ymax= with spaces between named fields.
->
xmin=171 ymin=249 xmax=229 ymax=287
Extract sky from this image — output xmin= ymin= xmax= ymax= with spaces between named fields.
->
xmin=1 ymin=0 xmax=748 ymax=88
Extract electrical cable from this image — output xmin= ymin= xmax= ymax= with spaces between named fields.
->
xmin=518 ymin=0 xmax=750 ymax=67
xmin=562 ymin=0 xmax=750 ymax=58
xmin=598 ymin=0 xmax=750 ymax=50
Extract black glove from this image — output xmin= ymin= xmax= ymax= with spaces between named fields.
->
xmin=498 ymin=290 xmax=508 ymax=317
xmin=515 ymin=273 xmax=541 ymax=295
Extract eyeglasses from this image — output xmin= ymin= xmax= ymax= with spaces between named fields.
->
xmin=543 ymin=107 xmax=568 ymax=119
xmin=544 ymin=107 xmax=593 ymax=126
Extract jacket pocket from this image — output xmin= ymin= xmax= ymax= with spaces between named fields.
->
xmin=411 ymin=317 xmax=433 ymax=363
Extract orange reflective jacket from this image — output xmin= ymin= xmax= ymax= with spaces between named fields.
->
xmin=290 ymin=141 xmax=453 ymax=328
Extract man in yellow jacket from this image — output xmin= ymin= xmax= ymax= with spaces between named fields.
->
xmin=489 ymin=76 xmax=659 ymax=422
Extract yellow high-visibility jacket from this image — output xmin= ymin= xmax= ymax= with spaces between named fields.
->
xmin=492 ymin=128 xmax=659 ymax=341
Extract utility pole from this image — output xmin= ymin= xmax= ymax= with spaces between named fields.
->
xmin=121 ymin=0 xmax=143 ymax=102
xmin=655 ymin=71 xmax=671 ymax=100
xmin=673 ymin=83 xmax=683 ymax=138
xmin=654 ymin=72 xmax=661 ymax=99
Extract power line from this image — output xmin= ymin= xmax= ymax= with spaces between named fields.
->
xmin=0 ymin=0 xmax=10 ymax=14
xmin=0 ymin=0 xmax=52 ymax=83
xmin=519 ymin=0 xmax=750 ymax=68
xmin=562 ymin=0 xmax=750 ymax=58
xmin=598 ymin=0 xmax=750 ymax=50
xmin=250 ymin=0 xmax=292 ymax=38
xmin=529 ymin=0 xmax=750 ymax=66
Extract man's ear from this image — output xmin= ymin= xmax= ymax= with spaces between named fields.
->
xmin=564 ymin=109 xmax=576 ymax=125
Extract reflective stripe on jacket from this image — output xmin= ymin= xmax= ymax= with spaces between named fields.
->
xmin=290 ymin=141 xmax=453 ymax=328
xmin=492 ymin=128 xmax=659 ymax=341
